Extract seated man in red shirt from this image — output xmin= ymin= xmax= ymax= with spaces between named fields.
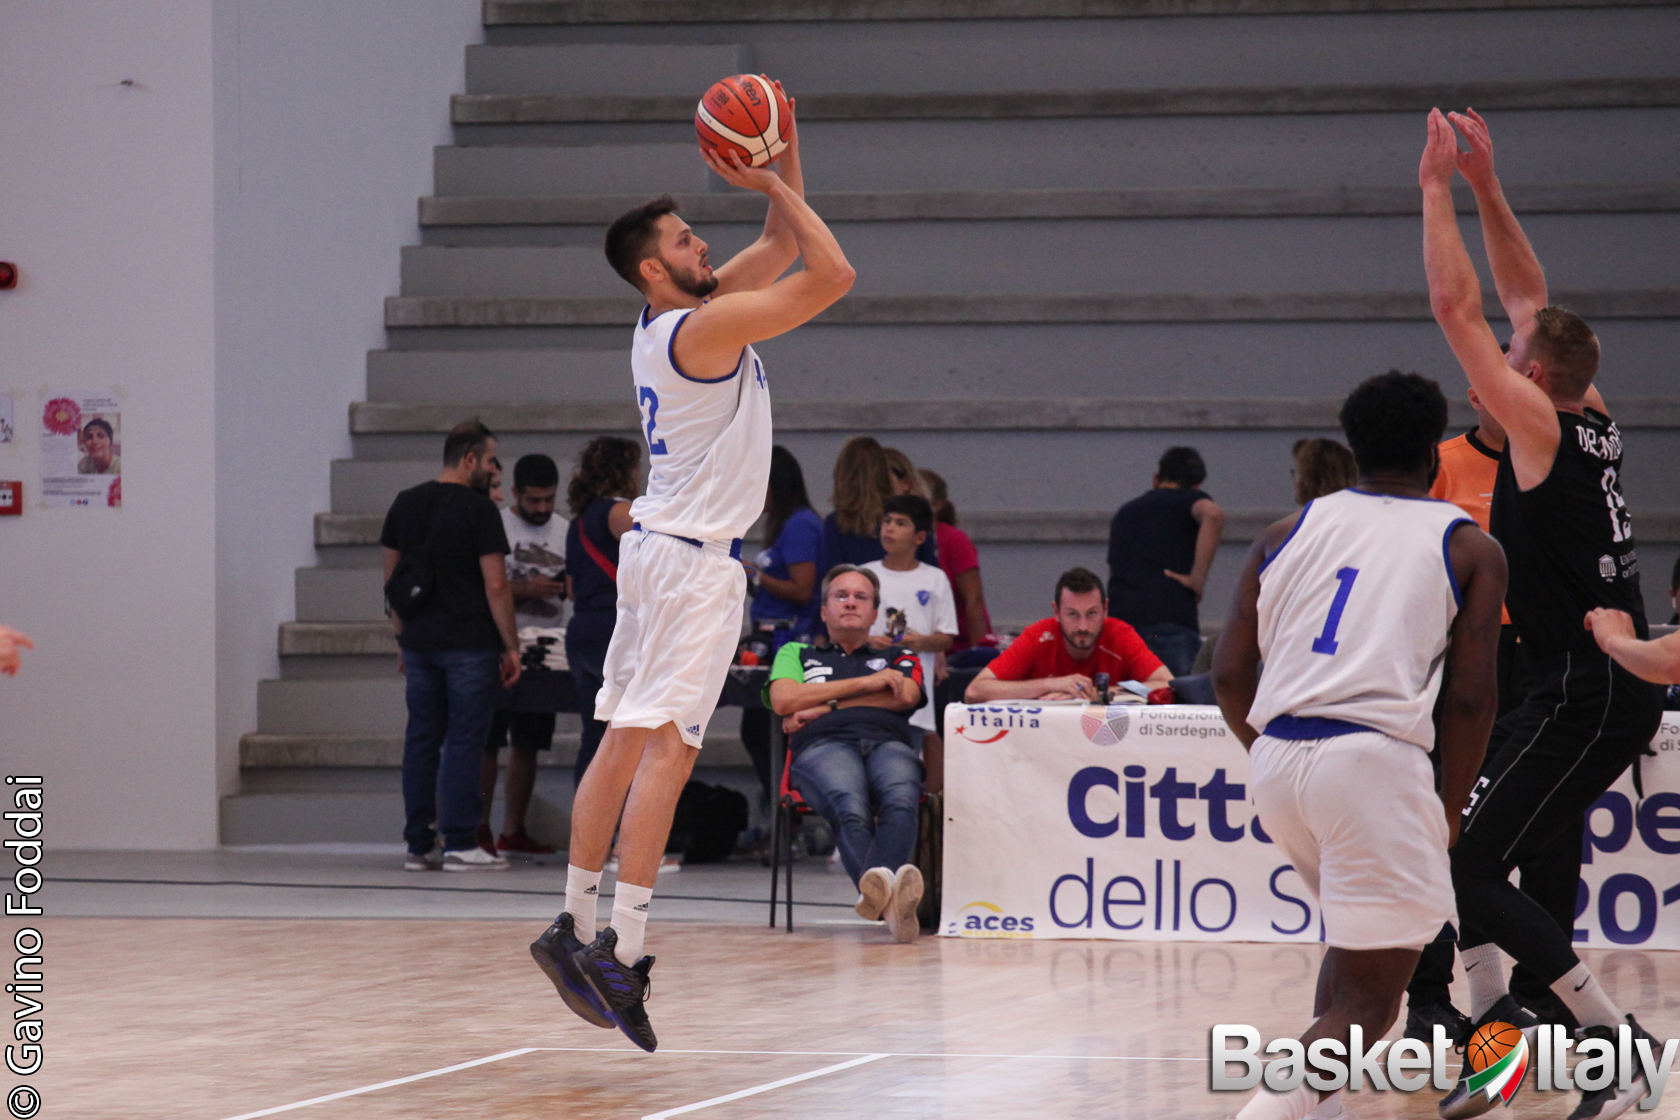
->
xmin=965 ymin=567 xmax=1173 ymax=702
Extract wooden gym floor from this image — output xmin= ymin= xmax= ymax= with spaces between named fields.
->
xmin=37 ymin=917 xmax=1680 ymax=1120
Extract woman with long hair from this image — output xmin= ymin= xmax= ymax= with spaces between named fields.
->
xmin=819 ymin=436 xmax=936 ymax=574
xmin=919 ymin=467 xmax=995 ymax=661
xmin=884 ymin=447 xmax=930 ymax=500
xmin=1291 ymin=437 xmax=1359 ymax=505
xmin=564 ymin=436 xmax=641 ymax=786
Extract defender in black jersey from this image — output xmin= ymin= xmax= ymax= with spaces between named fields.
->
xmin=1423 ymin=109 xmax=1663 ymax=1120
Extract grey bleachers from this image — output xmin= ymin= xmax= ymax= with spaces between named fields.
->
xmin=224 ymin=0 xmax=1680 ymax=843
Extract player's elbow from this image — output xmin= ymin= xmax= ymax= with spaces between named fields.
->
xmin=826 ymin=262 xmax=857 ymax=296
xmin=1429 ymin=289 xmax=1480 ymax=327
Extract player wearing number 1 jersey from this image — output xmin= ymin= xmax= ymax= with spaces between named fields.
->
xmin=1214 ymin=372 xmax=1507 ymax=1120
xmin=528 ymin=106 xmax=854 ymax=1052
xmin=1422 ymin=108 xmax=1662 ymax=1120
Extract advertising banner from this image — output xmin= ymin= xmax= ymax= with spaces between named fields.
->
xmin=941 ymin=703 xmax=1680 ymax=949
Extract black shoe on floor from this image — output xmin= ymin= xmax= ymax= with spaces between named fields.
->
xmin=1567 ymin=1015 xmax=1652 ymax=1120
xmin=573 ymin=927 xmax=658 ymax=1052
xmin=1512 ymin=983 xmax=1581 ymax=1034
xmin=529 ymin=913 xmax=613 ymax=1029
xmin=1404 ymin=999 xmax=1473 ymax=1046
xmin=1437 ymin=996 xmax=1540 ymax=1119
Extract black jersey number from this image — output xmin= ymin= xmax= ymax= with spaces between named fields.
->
xmin=1601 ymin=467 xmax=1633 ymax=544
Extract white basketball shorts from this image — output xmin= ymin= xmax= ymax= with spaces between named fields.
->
xmin=1249 ymin=729 xmax=1456 ymax=951
xmin=594 ymin=529 xmax=746 ymax=749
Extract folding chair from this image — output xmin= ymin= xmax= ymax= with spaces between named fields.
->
xmin=766 ymin=718 xmax=813 ymax=932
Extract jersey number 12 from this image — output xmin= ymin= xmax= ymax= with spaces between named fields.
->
xmin=1311 ymin=567 xmax=1360 ymax=655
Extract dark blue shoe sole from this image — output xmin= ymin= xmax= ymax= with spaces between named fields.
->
xmin=530 ymin=936 xmax=614 ymax=1029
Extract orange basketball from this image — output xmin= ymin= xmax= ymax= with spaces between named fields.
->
xmin=695 ymin=74 xmax=791 ymax=168
xmin=1466 ymin=1021 xmax=1524 ymax=1072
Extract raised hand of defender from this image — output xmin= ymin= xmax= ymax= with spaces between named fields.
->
xmin=1448 ymin=108 xmax=1497 ymax=190
xmin=0 ymin=626 xmax=33 ymax=677
xmin=701 ymin=146 xmax=783 ymax=195
xmin=1584 ymin=607 xmax=1638 ymax=651
xmin=1418 ymin=108 xmax=1460 ymax=191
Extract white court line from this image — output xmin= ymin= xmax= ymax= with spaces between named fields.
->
xmin=640 ymin=1053 xmax=892 ymax=1119
xmin=217 ymin=1043 xmax=1207 ymax=1120
xmin=215 ymin=1048 xmax=538 ymax=1120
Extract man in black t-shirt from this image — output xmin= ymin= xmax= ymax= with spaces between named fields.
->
xmin=767 ymin=564 xmax=926 ymax=942
xmin=1423 ymin=110 xmax=1663 ymax=1120
xmin=1106 ymin=446 xmax=1224 ymax=674
xmin=380 ymin=420 xmax=521 ymax=873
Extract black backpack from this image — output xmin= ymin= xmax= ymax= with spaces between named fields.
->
xmin=666 ymin=780 xmax=750 ymax=864
xmin=384 ymin=488 xmax=448 ymax=621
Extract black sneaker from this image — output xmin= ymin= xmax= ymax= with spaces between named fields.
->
xmin=573 ymin=927 xmax=657 ymax=1052
xmin=1567 ymin=1016 xmax=1652 ymax=1120
xmin=1437 ymin=996 xmax=1540 ymax=1119
xmin=1405 ymin=999 xmax=1473 ymax=1046
xmin=529 ymin=913 xmax=613 ymax=1029
xmin=1511 ymin=983 xmax=1581 ymax=1034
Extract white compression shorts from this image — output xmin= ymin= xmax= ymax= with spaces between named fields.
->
xmin=1249 ymin=729 xmax=1457 ymax=951
xmin=593 ymin=528 xmax=746 ymax=749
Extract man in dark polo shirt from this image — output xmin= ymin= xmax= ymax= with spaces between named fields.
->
xmin=381 ymin=420 xmax=521 ymax=872
xmin=768 ymin=564 xmax=926 ymax=942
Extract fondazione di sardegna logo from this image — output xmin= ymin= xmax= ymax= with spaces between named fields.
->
xmin=1210 ymin=1022 xmax=1679 ymax=1110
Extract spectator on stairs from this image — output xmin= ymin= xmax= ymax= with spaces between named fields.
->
xmin=480 ymin=453 xmax=571 ymax=857
xmin=1106 ymin=446 xmax=1224 ymax=676
xmin=381 ymin=420 xmax=519 ymax=872
xmin=818 ymin=436 xmax=936 ymax=578
xmin=1291 ymin=437 xmax=1359 ymax=505
xmin=564 ymin=436 xmax=640 ymax=789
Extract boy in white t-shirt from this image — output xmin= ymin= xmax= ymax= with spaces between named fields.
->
xmin=864 ymin=494 xmax=957 ymax=766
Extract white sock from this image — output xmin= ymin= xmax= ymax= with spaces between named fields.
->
xmin=1234 ymin=1081 xmax=1318 ymax=1120
xmin=1552 ymin=961 xmax=1623 ymax=1030
xmin=564 ymin=864 xmax=601 ymax=938
xmin=1460 ymin=943 xmax=1508 ymax=1020
xmin=610 ymin=881 xmax=654 ymax=965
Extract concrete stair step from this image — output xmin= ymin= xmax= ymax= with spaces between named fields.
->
xmin=452 ymin=79 xmax=1680 ymax=126
xmin=418 ymin=185 xmax=1680 ymax=231
xmin=398 ymin=216 xmax=1680 ymax=298
xmin=435 ymin=112 xmax=1680 ymax=194
xmin=383 ymin=290 xmax=1680 ymax=330
xmin=282 ymin=620 xmax=396 ymax=655
xmin=482 ymin=0 xmax=1673 ymax=27
xmin=243 ymin=723 xmax=752 ymax=766
xmin=465 ymin=43 xmax=745 ymax=96
xmin=470 ymin=10 xmax=1678 ymax=95
xmin=364 ymin=321 xmax=1680 ymax=401
xmin=259 ymin=678 xmax=409 ymax=735
xmin=296 ymin=568 xmax=388 ymax=622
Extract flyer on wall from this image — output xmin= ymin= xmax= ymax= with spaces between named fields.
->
xmin=41 ymin=392 xmax=121 ymax=508
xmin=0 ymin=393 xmax=13 ymax=443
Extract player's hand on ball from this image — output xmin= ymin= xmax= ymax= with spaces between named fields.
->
xmin=769 ymin=79 xmax=797 ymax=150
xmin=1448 ymin=108 xmax=1498 ymax=188
xmin=1418 ymin=108 xmax=1460 ymax=190
xmin=701 ymin=147 xmax=782 ymax=194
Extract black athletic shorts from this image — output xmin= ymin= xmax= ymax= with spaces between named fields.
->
xmin=1459 ymin=649 xmax=1662 ymax=869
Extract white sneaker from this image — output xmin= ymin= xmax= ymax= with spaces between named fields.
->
xmin=443 ymin=846 xmax=510 ymax=871
xmin=855 ymin=866 xmax=893 ymax=921
xmin=404 ymin=844 xmax=443 ymax=871
xmin=883 ymin=864 xmax=924 ymax=943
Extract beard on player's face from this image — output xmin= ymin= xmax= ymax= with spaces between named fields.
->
xmin=657 ymin=253 xmax=719 ymax=299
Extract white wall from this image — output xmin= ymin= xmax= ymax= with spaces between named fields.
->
xmin=0 ymin=1 xmax=476 ymax=848
xmin=0 ymin=1 xmax=218 ymax=847
xmin=213 ymin=0 xmax=478 ymax=806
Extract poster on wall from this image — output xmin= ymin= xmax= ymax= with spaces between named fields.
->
xmin=0 ymin=394 xmax=13 ymax=443
xmin=41 ymin=392 xmax=121 ymax=508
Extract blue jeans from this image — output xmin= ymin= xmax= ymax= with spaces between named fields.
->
xmin=790 ymin=736 xmax=922 ymax=888
xmin=401 ymin=647 xmax=502 ymax=854
xmin=1136 ymin=622 xmax=1202 ymax=677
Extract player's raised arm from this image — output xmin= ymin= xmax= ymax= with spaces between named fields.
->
xmin=1437 ymin=522 xmax=1506 ymax=846
xmin=712 ymin=83 xmax=804 ymax=296
xmin=1420 ymin=109 xmax=1559 ymax=479
xmin=1449 ymin=109 xmax=1549 ymax=329
xmin=675 ymin=150 xmax=854 ymax=376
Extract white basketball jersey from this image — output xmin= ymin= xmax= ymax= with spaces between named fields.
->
xmin=627 ymin=306 xmax=773 ymax=543
xmin=1248 ymin=489 xmax=1474 ymax=750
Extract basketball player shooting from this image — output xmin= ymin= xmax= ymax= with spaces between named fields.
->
xmin=1422 ymin=108 xmax=1664 ymax=1120
xmin=1213 ymin=372 xmax=1507 ymax=1120
xmin=527 ymin=94 xmax=855 ymax=1052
